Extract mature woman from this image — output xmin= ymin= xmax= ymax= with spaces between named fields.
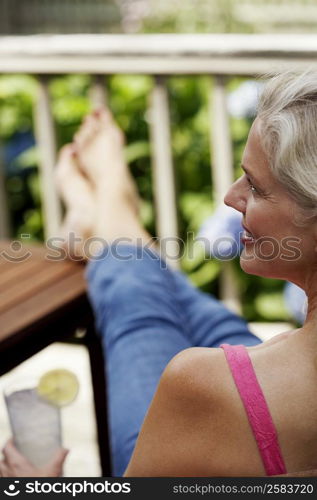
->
xmin=1 ymin=71 xmax=317 ymax=477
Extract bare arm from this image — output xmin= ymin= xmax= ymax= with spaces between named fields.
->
xmin=124 ymin=348 xmax=221 ymax=477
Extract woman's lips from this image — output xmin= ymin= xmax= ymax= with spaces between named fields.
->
xmin=241 ymin=224 xmax=255 ymax=244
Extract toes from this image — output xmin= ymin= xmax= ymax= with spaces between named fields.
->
xmin=97 ymin=107 xmax=113 ymax=125
xmin=92 ymin=107 xmax=124 ymax=142
xmin=75 ymin=107 xmax=124 ymax=154
xmin=55 ymin=143 xmax=93 ymax=205
xmin=98 ymin=108 xmax=124 ymax=143
xmin=74 ymin=113 xmax=100 ymax=149
xmin=91 ymin=108 xmax=115 ymax=138
xmin=55 ymin=144 xmax=77 ymax=184
xmin=57 ymin=144 xmax=75 ymax=163
xmin=55 ymin=144 xmax=76 ymax=171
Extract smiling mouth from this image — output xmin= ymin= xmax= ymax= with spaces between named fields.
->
xmin=241 ymin=225 xmax=255 ymax=244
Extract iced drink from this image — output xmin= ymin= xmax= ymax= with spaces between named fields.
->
xmin=4 ymin=382 xmax=62 ymax=468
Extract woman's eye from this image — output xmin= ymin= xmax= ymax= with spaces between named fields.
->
xmin=246 ymin=177 xmax=257 ymax=193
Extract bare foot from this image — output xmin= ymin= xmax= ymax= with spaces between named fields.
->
xmin=55 ymin=144 xmax=96 ymax=259
xmin=74 ymin=108 xmax=140 ymax=215
xmin=56 ymin=108 xmax=155 ymax=257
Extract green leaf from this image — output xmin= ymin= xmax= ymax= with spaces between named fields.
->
xmin=187 ymin=260 xmax=220 ymax=288
xmin=14 ymin=146 xmax=38 ymax=169
xmin=125 ymin=141 xmax=150 ymax=164
xmin=255 ymin=292 xmax=289 ymax=321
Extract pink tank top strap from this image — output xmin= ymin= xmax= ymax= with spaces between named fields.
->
xmin=220 ymin=343 xmax=287 ymax=476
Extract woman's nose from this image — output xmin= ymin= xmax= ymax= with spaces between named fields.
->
xmin=224 ymin=178 xmax=246 ymax=214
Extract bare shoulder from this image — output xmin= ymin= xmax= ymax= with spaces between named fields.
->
xmin=256 ymin=329 xmax=297 ymax=348
xmin=162 ymin=346 xmax=229 ymax=401
xmin=124 ymin=347 xmax=233 ymax=477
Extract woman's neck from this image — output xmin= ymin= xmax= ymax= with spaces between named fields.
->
xmin=297 ymin=289 xmax=317 ymax=347
xmin=304 ymin=270 xmax=317 ymax=321
xmin=287 ymin=271 xmax=317 ymax=347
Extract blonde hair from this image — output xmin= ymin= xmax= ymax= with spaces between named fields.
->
xmin=257 ymin=70 xmax=317 ymax=223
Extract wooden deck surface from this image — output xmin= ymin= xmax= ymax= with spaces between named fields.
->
xmin=0 ymin=241 xmax=90 ymax=373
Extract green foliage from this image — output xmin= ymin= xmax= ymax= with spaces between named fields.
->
xmin=141 ymin=0 xmax=255 ymax=34
xmin=0 ymin=75 xmax=36 ymax=138
xmin=255 ymin=292 xmax=289 ymax=321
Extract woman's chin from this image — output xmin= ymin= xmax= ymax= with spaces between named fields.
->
xmin=239 ymin=254 xmax=283 ymax=279
xmin=239 ymin=252 xmax=270 ymax=277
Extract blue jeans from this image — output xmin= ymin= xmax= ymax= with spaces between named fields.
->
xmin=86 ymin=245 xmax=261 ymax=476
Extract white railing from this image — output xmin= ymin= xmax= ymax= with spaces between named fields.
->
xmin=1 ymin=34 xmax=317 ymax=311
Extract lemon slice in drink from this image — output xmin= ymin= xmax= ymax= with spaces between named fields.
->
xmin=37 ymin=369 xmax=79 ymax=407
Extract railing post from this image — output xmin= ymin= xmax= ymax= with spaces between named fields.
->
xmin=0 ymin=141 xmax=11 ymax=238
xmin=149 ymin=76 xmax=179 ymax=268
xmin=89 ymin=75 xmax=108 ymax=109
xmin=209 ymin=75 xmax=241 ymax=314
xmin=33 ymin=76 xmax=62 ymax=240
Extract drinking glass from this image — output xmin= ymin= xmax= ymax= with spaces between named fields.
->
xmin=4 ymin=377 xmax=62 ymax=467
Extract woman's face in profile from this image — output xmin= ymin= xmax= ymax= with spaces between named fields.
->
xmin=224 ymin=118 xmax=316 ymax=286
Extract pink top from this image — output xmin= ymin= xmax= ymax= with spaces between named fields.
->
xmin=220 ymin=343 xmax=287 ymax=476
